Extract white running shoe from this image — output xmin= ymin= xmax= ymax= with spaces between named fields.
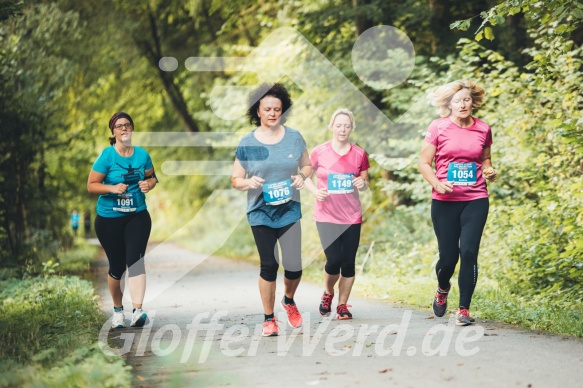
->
xmin=111 ymin=309 xmax=125 ymax=329
xmin=130 ymin=308 xmax=148 ymax=328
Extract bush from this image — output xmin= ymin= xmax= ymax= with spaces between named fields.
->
xmin=0 ymin=276 xmax=131 ymax=387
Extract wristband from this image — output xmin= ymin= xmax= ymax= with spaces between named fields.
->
xmin=145 ymin=172 xmax=159 ymax=183
xmin=298 ymin=172 xmax=307 ymax=181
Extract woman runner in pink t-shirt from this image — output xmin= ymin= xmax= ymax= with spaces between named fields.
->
xmin=304 ymin=108 xmax=370 ymax=320
xmin=419 ymin=80 xmax=498 ymax=326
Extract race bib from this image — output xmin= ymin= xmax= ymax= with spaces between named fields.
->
xmin=262 ymin=179 xmax=293 ymax=206
xmin=328 ymin=173 xmax=354 ymax=194
xmin=113 ymin=192 xmax=137 ymax=212
xmin=447 ymin=162 xmax=477 ymax=186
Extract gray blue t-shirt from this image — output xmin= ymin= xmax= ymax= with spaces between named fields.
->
xmin=235 ymin=126 xmax=306 ymax=228
xmin=91 ymin=146 xmax=153 ymax=218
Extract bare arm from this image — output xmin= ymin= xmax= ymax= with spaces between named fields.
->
xmin=419 ymin=141 xmax=453 ymax=194
xmin=303 ymin=170 xmax=329 ymax=201
xmin=353 ymin=170 xmax=369 ymax=191
xmin=87 ymin=170 xmax=127 ymax=195
xmin=231 ymin=158 xmax=265 ymax=191
xmin=481 ymin=146 xmax=498 ymax=181
xmin=290 ymin=150 xmax=312 ymax=189
xmin=138 ymin=167 xmax=158 ymax=193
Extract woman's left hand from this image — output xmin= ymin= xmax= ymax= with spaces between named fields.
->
xmin=138 ymin=180 xmax=151 ymax=193
xmin=291 ymin=174 xmax=305 ymax=190
xmin=353 ymin=176 xmax=367 ymax=190
xmin=483 ymin=167 xmax=498 ymax=182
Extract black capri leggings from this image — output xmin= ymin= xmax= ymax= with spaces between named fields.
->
xmin=316 ymin=222 xmax=361 ymax=278
xmin=251 ymin=221 xmax=302 ymax=282
xmin=95 ymin=210 xmax=152 ymax=280
xmin=431 ymin=198 xmax=489 ymax=310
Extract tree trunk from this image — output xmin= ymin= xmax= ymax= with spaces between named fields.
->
xmin=353 ymin=0 xmax=374 ymax=37
xmin=142 ymin=6 xmax=201 ymax=133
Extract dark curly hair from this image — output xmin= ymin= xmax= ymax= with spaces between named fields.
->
xmin=246 ymin=83 xmax=293 ymax=127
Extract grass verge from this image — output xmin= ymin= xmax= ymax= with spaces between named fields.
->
xmin=0 ymin=242 xmax=132 ymax=387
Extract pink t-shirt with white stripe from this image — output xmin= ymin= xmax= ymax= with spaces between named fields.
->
xmin=310 ymin=141 xmax=370 ymax=224
xmin=424 ymin=117 xmax=493 ymax=202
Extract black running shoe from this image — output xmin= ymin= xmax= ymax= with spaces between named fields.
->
xmin=455 ymin=308 xmax=473 ymax=326
xmin=432 ymin=288 xmax=449 ymax=317
xmin=319 ymin=291 xmax=334 ymax=316
xmin=336 ymin=304 xmax=353 ymax=320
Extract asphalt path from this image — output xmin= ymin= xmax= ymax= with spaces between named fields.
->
xmin=91 ymin=241 xmax=583 ymax=387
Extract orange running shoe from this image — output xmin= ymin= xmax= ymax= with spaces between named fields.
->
xmin=281 ymin=299 xmax=303 ymax=328
xmin=262 ymin=318 xmax=279 ymax=336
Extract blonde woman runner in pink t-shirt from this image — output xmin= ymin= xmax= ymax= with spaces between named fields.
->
xmin=304 ymin=108 xmax=370 ymax=320
xmin=419 ymin=80 xmax=499 ymax=326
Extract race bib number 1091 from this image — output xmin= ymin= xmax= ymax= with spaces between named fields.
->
xmin=113 ymin=192 xmax=137 ymax=212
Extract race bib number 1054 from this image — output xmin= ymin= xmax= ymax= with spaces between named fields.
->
xmin=447 ymin=162 xmax=477 ymax=186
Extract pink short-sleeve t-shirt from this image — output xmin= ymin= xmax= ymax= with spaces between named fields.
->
xmin=424 ymin=117 xmax=493 ymax=202
xmin=310 ymin=141 xmax=370 ymax=224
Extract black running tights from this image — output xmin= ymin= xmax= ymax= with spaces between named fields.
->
xmin=431 ymin=198 xmax=489 ymax=309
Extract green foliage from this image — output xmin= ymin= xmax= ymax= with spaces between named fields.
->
xmin=1 ymin=0 xmax=582 ymax=341
xmin=57 ymin=240 xmax=99 ymax=275
xmin=0 ymin=344 xmax=131 ymax=388
xmin=0 ymin=276 xmax=101 ymax=361
xmin=474 ymin=289 xmax=583 ymax=336
xmin=0 ymin=2 xmax=86 ymax=266
xmin=0 ymin=276 xmax=131 ymax=386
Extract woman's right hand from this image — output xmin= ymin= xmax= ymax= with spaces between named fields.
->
xmin=315 ymin=188 xmax=329 ymax=201
xmin=246 ymin=176 xmax=265 ymax=190
xmin=434 ymin=181 xmax=453 ymax=194
xmin=110 ymin=183 xmax=128 ymax=194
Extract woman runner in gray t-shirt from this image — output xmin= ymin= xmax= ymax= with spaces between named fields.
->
xmin=232 ymin=83 xmax=312 ymax=337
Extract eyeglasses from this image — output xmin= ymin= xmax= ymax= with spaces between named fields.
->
xmin=114 ymin=123 xmax=133 ymax=130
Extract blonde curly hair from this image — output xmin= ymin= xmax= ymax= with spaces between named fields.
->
xmin=431 ymin=80 xmax=485 ymax=117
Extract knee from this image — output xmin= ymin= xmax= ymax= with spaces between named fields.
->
xmin=284 ymin=269 xmax=302 ymax=280
xmin=340 ymin=265 xmax=355 ymax=278
xmin=260 ymin=261 xmax=279 ymax=282
xmin=108 ymin=268 xmax=124 ymax=280
xmin=324 ymin=263 xmax=341 ymax=276
xmin=127 ymin=259 xmax=145 ymax=277
xmin=436 ymin=261 xmax=457 ymax=275
xmin=460 ymin=248 xmax=479 ymax=263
